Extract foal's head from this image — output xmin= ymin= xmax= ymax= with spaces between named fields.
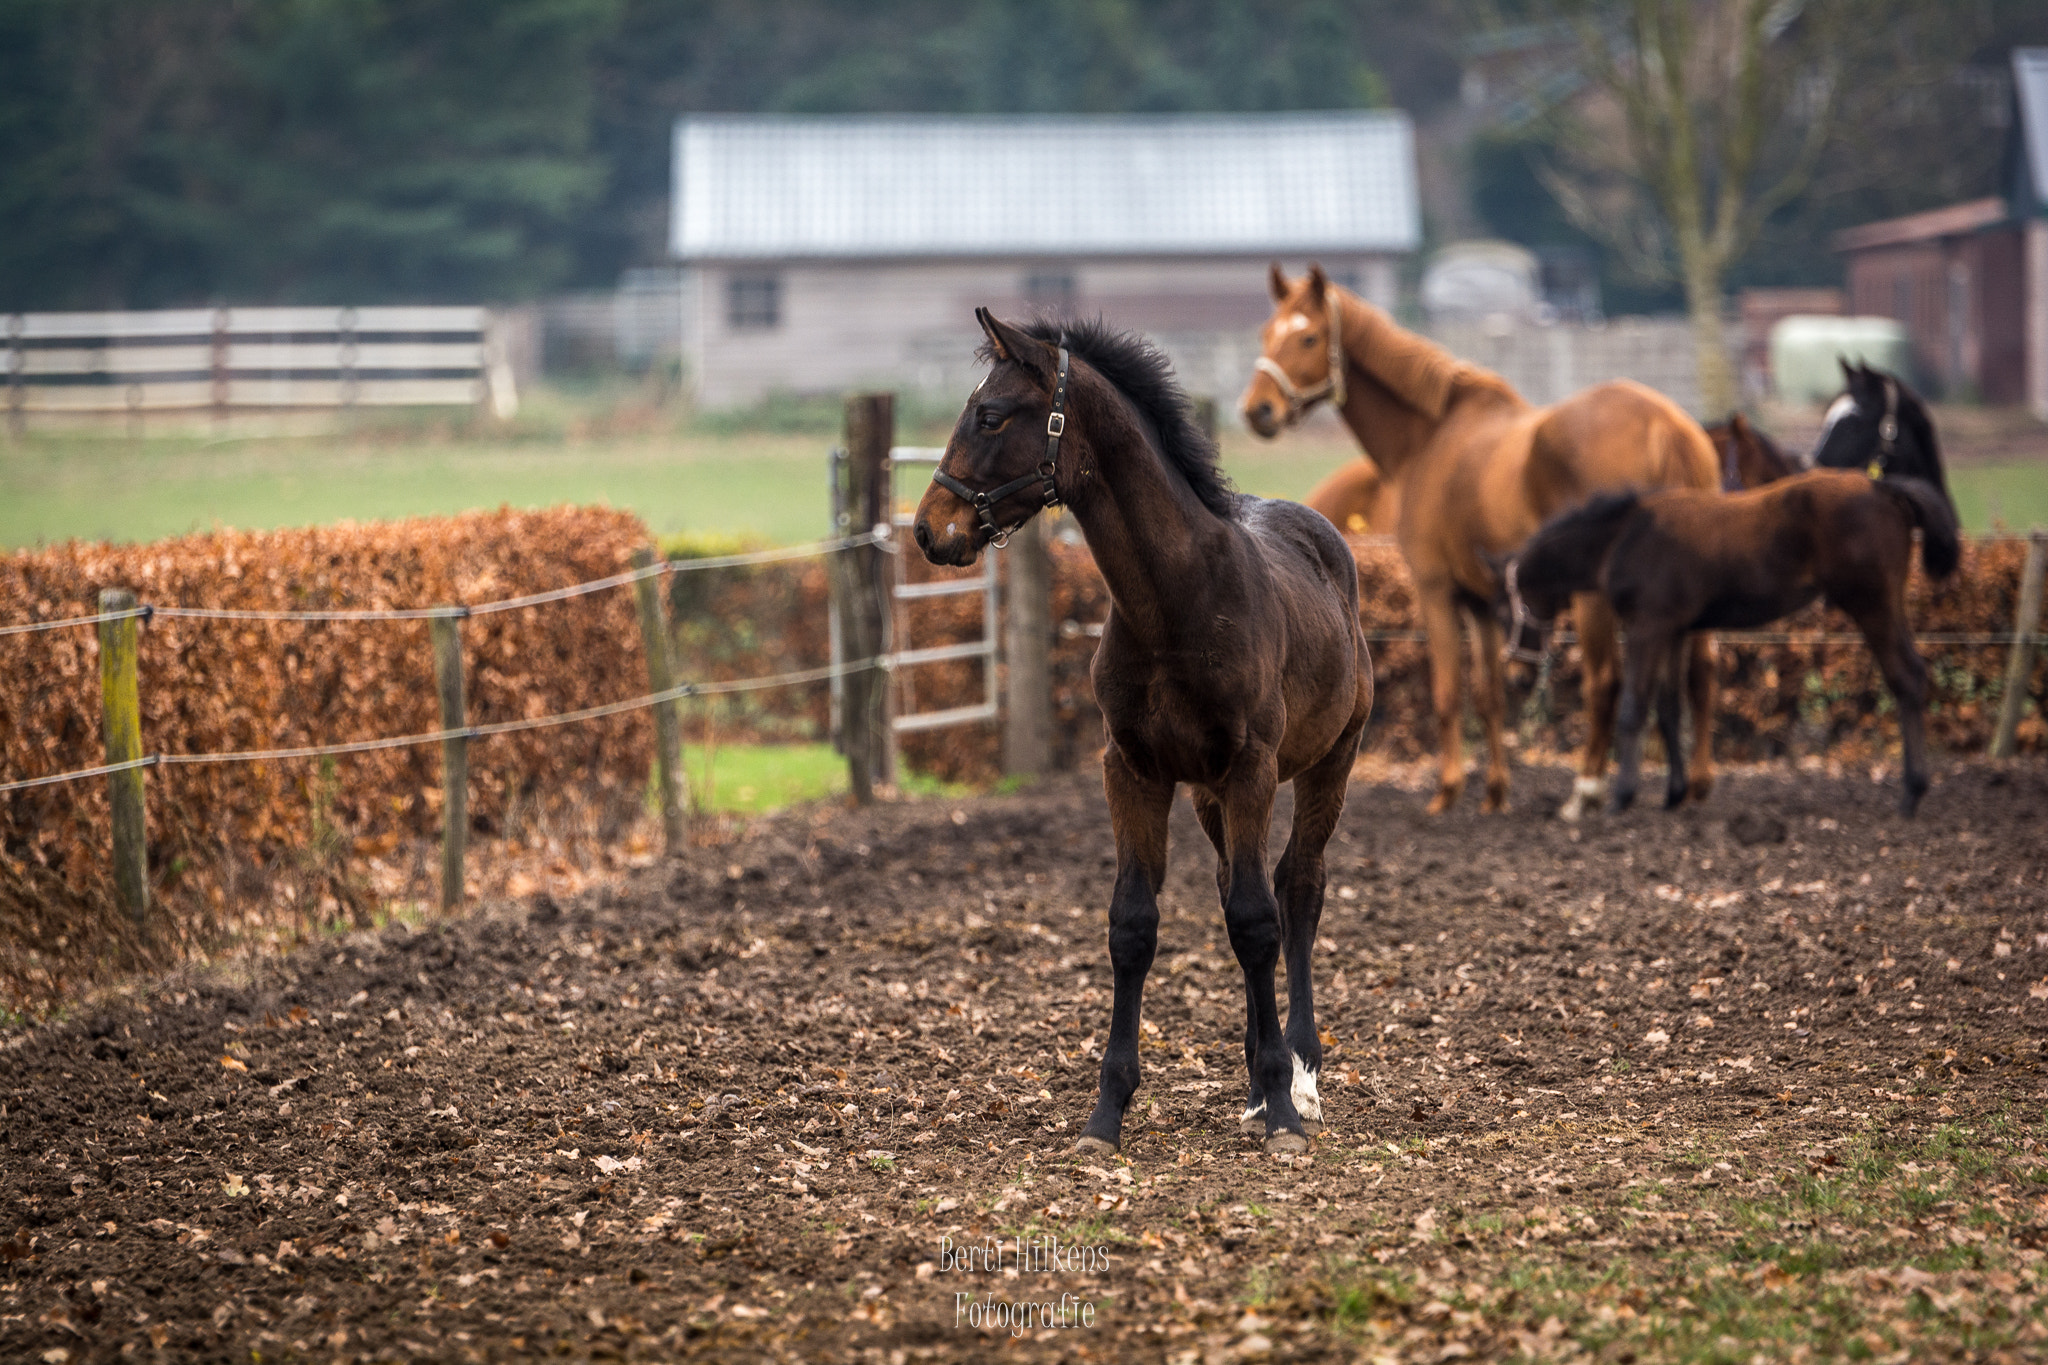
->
xmin=1811 ymin=361 xmax=1947 ymax=496
xmin=1241 ymin=264 xmax=1342 ymax=438
xmin=914 ymin=308 xmax=1068 ymax=568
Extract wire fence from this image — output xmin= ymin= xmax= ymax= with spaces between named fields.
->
xmin=4 ymin=527 xmax=2040 ymax=798
xmin=0 ymin=531 xmax=885 ymax=633
xmin=0 ymin=532 xmax=892 ymax=798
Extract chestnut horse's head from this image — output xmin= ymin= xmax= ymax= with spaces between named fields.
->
xmin=1241 ymin=263 xmax=1344 ymax=438
xmin=913 ymin=308 xmax=1069 ymax=568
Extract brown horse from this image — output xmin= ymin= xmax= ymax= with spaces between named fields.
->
xmin=1304 ymin=456 xmax=1399 ymax=534
xmin=1242 ymin=265 xmax=1722 ymax=819
xmin=1506 ymin=471 xmax=1960 ymax=815
xmin=1704 ymin=412 xmax=1799 ymax=490
xmin=915 ymin=310 xmax=1374 ymax=1155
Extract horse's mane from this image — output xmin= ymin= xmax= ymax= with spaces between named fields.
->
xmin=1524 ymin=489 xmax=1643 ymax=573
xmin=994 ymin=316 xmax=1240 ymax=521
xmin=1895 ymin=381 xmax=1948 ymax=495
xmin=1335 ymin=290 xmax=1519 ymax=419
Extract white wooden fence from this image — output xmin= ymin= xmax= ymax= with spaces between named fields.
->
xmin=2 ymin=306 xmax=517 ymax=426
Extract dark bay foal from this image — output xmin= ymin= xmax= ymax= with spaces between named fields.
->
xmin=915 ymin=310 xmax=1374 ymax=1154
xmin=1508 ymin=470 xmax=1959 ymax=816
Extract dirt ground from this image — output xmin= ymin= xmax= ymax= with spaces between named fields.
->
xmin=4 ymin=757 xmax=2048 ymax=1364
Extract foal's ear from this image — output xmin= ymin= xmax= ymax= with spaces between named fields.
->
xmin=1306 ymin=263 xmax=1329 ymax=302
xmin=1268 ymin=261 xmax=1290 ymax=302
xmin=975 ymin=308 xmax=1056 ymax=382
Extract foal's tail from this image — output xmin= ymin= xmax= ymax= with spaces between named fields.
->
xmin=1877 ymin=476 xmax=1961 ymax=580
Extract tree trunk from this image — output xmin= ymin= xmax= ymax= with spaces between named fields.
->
xmin=1679 ymin=248 xmax=1738 ymax=419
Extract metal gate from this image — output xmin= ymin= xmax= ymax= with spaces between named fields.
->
xmin=827 ymin=445 xmax=999 ymax=759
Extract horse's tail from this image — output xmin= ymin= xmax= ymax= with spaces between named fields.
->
xmin=1877 ymin=476 xmax=1961 ymax=580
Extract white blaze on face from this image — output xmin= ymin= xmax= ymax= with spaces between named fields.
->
xmin=1817 ymin=393 xmax=1858 ymax=447
xmin=946 ymin=521 xmax=958 ymax=536
xmin=1283 ymin=313 xmax=1311 ymax=334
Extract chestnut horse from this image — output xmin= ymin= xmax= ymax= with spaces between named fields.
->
xmin=1243 ymin=265 xmax=1721 ymax=819
xmin=1506 ymin=471 xmax=1960 ymax=815
xmin=1304 ymin=456 xmax=1399 ymax=534
xmin=915 ymin=310 xmax=1373 ymax=1155
xmin=1705 ymin=412 xmax=1798 ymax=490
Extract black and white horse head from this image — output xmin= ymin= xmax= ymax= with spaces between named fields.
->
xmin=1809 ymin=360 xmax=1949 ymax=502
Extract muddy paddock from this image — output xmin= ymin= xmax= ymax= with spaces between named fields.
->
xmin=4 ymin=759 xmax=2048 ymax=1363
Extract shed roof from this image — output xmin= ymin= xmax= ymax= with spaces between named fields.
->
xmin=1831 ymin=197 xmax=2009 ymax=253
xmin=668 ymin=113 xmax=1418 ymax=262
xmin=2016 ymin=48 xmax=2048 ymax=213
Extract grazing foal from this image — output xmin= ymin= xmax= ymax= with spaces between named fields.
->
xmin=915 ymin=311 xmax=1374 ymax=1154
xmin=1507 ymin=471 xmax=1960 ymax=816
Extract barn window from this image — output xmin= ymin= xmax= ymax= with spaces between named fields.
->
xmin=1024 ymin=271 xmax=1075 ymax=310
xmin=727 ymin=273 xmax=781 ymax=330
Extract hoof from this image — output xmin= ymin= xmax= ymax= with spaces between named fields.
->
xmin=1238 ymin=1115 xmax=1267 ymax=1137
xmin=1263 ymin=1130 xmax=1309 ymax=1155
xmin=1481 ymin=791 xmax=1508 ymax=815
xmin=1688 ymin=774 xmax=1715 ymax=803
xmin=1425 ymin=789 xmax=1459 ymax=816
xmin=1070 ymin=1134 xmax=1119 ymax=1158
xmin=1300 ymin=1117 xmax=1324 ymax=1137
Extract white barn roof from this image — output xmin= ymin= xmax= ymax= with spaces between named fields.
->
xmin=669 ymin=112 xmax=1419 ymax=261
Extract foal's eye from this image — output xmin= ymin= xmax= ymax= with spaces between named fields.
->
xmin=1298 ymin=333 xmax=1318 ymax=348
xmin=977 ymin=409 xmax=1003 ymax=431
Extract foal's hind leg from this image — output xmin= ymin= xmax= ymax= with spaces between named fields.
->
xmin=1074 ymin=748 xmax=1175 ymax=1157
xmin=1684 ymin=634 xmax=1718 ymax=802
xmin=1269 ymin=708 xmax=1369 ymax=1137
xmin=1844 ymin=597 xmax=1934 ymax=816
xmin=1211 ymin=755 xmax=1307 ymax=1153
xmin=1657 ymin=637 xmax=1690 ymax=809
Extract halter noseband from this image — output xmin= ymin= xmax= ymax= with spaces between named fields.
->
xmin=1253 ymin=292 xmax=1346 ymax=422
xmin=931 ymin=345 xmax=1069 ymax=549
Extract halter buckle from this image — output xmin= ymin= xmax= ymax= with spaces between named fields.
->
xmin=1046 ymin=411 xmax=1065 ymax=438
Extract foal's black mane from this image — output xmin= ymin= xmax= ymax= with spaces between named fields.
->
xmin=985 ymin=316 xmax=1240 ymax=521
xmin=1531 ymin=489 xmax=1642 ymax=552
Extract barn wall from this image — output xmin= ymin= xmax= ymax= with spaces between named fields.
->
xmin=680 ymin=255 xmax=1397 ymax=408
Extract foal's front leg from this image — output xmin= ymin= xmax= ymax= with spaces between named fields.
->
xmin=1214 ymin=757 xmax=1306 ymax=1153
xmin=1074 ymin=748 xmax=1174 ymax=1157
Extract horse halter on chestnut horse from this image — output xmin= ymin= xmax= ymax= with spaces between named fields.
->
xmin=930 ymin=346 xmax=1070 ymax=548
xmin=1253 ymin=293 xmax=1346 ymax=422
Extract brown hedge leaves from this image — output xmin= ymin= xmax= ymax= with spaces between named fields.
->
xmin=1 ymin=507 xmax=654 ymax=1009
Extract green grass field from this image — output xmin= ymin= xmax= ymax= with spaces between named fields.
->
xmin=4 ymin=394 xmax=2043 ymax=551
xmin=0 ymin=395 xmax=1363 ymax=551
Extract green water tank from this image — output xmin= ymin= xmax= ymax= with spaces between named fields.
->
xmin=1768 ymin=315 xmax=1914 ymax=404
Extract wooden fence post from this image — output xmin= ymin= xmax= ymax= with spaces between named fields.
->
xmin=836 ymin=393 xmax=895 ymax=803
xmin=631 ymin=545 xmax=688 ymax=850
xmin=97 ymin=589 xmax=148 ymax=927
xmin=1003 ymin=516 xmax=1053 ymax=777
xmin=1991 ymin=529 xmax=2047 ymax=758
xmin=429 ymin=613 xmax=468 ymax=910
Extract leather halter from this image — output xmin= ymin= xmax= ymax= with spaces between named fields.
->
xmin=931 ymin=345 xmax=1069 ymax=549
xmin=1253 ymin=292 xmax=1346 ymax=422
xmin=1865 ymin=376 xmax=1899 ymax=479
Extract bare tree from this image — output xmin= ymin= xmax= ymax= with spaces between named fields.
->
xmin=1503 ymin=0 xmax=1980 ymax=415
